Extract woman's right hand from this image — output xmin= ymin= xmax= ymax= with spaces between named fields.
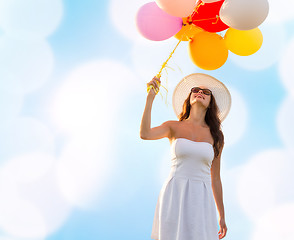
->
xmin=147 ymin=76 xmax=161 ymax=97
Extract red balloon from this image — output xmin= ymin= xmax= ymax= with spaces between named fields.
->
xmin=190 ymin=0 xmax=229 ymax=32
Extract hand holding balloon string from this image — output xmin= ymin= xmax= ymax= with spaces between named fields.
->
xmin=147 ymin=75 xmax=161 ymax=95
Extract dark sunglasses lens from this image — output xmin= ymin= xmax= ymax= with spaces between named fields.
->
xmin=191 ymin=87 xmax=200 ymax=93
xmin=203 ymin=89 xmax=211 ymax=95
xmin=191 ymin=87 xmax=211 ymax=95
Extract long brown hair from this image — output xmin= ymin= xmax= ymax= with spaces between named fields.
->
xmin=178 ymin=91 xmax=224 ymax=158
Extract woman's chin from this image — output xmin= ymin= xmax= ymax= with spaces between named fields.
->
xmin=191 ymin=100 xmax=206 ymax=107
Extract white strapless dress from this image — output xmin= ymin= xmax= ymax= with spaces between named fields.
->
xmin=151 ymin=138 xmax=219 ymax=240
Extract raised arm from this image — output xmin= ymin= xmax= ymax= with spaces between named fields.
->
xmin=140 ymin=77 xmax=172 ymax=140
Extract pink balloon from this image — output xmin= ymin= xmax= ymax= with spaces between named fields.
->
xmin=136 ymin=2 xmax=183 ymax=41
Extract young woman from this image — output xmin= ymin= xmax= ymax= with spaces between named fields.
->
xmin=140 ymin=73 xmax=231 ymax=240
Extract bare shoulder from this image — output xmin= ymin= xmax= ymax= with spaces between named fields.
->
xmin=164 ymin=120 xmax=179 ymax=125
xmin=163 ymin=120 xmax=180 ymax=129
xmin=163 ymin=120 xmax=181 ymax=140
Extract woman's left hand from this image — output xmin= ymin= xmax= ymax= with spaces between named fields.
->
xmin=218 ymin=217 xmax=227 ymax=239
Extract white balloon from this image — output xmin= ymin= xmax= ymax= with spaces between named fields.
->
xmin=220 ymin=0 xmax=269 ymax=30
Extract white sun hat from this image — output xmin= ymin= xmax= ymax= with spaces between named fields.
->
xmin=172 ymin=73 xmax=232 ymax=122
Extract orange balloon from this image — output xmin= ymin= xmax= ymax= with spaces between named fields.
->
xmin=188 ymin=32 xmax=228 ymax=70
xmin=174 ymin=17 xmax=203 ymax=41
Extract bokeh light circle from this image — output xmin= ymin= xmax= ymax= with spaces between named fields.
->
xmin=0 ymin=0 xmax=63 ymax=38
xmin=0 ymin=117 xmax=55 ymax=162
xmin=109 ymin=0 xmax=152 ymax=42
xmin=0 ymin=153 xmax=71 ymax=238
xmin=56 ymin=134 xmax=114 ymax=210
xmin=50 ymin=60 xmax=138 ymax=136
xmin=222 ymin=86 xmax=248 ymax=147
xmin=0 ymin=37 xmax=54 ymax=94
xmin=277 ymin=96 xmax=294 ymax=155
xmin=252 ymin=203 xmax=294 ymax=240
xmin=279 ymin=38 xmax=294 ymax=97
xmin=236 ymin=149 xmax=290 ymax=222
xmin=266 ymin=0 xmax=294 ymax=24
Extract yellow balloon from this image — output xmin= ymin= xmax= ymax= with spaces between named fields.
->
xmin=188 ymin=32 xmax=228 ymax=70
xmin=174 ymin=18 xmax=203 ymax=41
xmin=224 ymin=28 xmax=263 ymax=56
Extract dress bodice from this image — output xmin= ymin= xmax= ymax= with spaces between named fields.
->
xmin=169 ymin=138 xmax=215 ymax=182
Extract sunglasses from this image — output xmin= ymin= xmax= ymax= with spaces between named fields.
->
xmin=191 ymin=87 xmax=212 ymax=95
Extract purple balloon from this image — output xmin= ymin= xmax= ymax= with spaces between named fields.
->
xmin=136 ymin=2 xmax=183 ymax=41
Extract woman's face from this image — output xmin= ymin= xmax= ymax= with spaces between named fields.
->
xmin=190 ymin=85 xmax=211 ymax=109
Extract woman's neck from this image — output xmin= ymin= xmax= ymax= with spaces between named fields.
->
xmin=186 ymin=104 xmax=207 ymax=126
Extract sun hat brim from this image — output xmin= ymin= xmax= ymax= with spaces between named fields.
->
xmin=172 ymin=73 xmax=231 ymax=122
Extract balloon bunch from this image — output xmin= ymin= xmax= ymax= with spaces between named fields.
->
xmin=136 ymin=0 xmax=269 ymax=71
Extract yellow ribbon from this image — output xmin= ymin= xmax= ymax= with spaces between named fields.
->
xmin=146 ymin=4 xmax=220 ymax=107
xmin=147 ymin=38 xmax=182 ymax=107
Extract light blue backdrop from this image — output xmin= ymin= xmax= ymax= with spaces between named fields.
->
xmin=0 ymin=0 xmax=294 ymax=240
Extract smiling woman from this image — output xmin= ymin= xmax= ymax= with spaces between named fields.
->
xmin=140 ymin=73 xmax=231 ymax=240
xmin=177 ymin=84 xmax=224 ymax=158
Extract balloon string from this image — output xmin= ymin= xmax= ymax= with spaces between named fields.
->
xmin=192 ymin=16 xmax=219 ymax=23
xmin=146 ymin=3 xmax=221 ymax=106
xmin=189 ymin=1 xmax=219 ymax=25
xmin=160 ymin=67 xmax=170 ymax=106
xmin=212 ymin=15 xmax=219 ymax=24
xmin=157 ymin=38 xmax=182 ymax=78
xmin=147 ymin=38 xmax=183 ymax=107
xmin=186 ymin=3 xmax=202 ymax=26
xmin=193 ymin=1 xmax=205 ymax=13
xmin=147 ymin=5 xmax=209 ymax=106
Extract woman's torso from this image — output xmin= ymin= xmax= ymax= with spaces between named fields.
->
xmin=168 ymin=120 xmax=214 ymax=146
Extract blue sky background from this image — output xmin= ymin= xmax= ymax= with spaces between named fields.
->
xmin=0 ymin=0 xmax=294 ymax=240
